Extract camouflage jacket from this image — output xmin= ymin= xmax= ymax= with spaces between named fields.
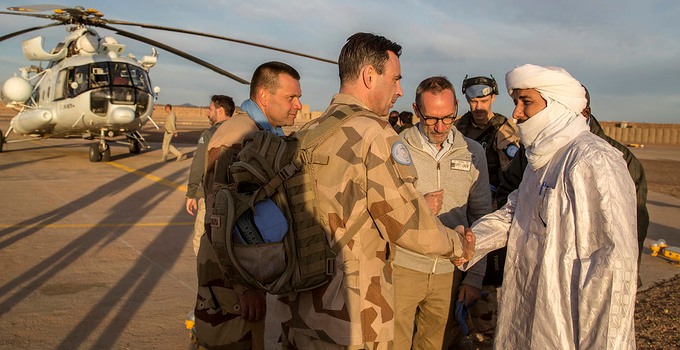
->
xmin=275 ymin=93 xmax=468 ymax=345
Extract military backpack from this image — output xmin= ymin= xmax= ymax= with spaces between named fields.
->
xmin=207 ymin=104 xmax=366 ymax=295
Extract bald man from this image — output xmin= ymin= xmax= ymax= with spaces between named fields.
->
xmin=463 ymin=64 xmax=638 ymax=349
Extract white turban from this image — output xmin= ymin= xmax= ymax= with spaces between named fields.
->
xmin=505 ymin=64 xmax=586 ymax=114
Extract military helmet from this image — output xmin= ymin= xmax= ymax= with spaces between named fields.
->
xmin=462 ymin=75 xmax=499 ymax=99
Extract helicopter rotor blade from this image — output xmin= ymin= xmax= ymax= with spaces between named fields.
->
xmin=0 ymin=10 xmax=60 ymax=20
xmin=7 ymin=4 xmax=67 ymax=12
xmin=104 ymin=19 xmax=337 ymax=65
xmin=0 ymin=21 xmax=61 ymax=43
xmin=99 ymin=24 xmax=250 ymax=84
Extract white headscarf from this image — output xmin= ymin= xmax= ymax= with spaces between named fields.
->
xmin=505 ymin=64 xmax=589 ymax=170
xmin=505 ymin=64 xmax=586 ymax=113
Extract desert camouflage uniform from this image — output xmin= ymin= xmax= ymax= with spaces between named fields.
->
xmin=275 ymin=93 xmax=468 ymax=348
xmin=193 ymin=111 xmax=264 ymax=349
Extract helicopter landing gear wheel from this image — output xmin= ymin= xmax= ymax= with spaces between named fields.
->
xmin=89 ymin=144 xmax=102 ymax=162
xmin=101 ymin=143 xmax=111 ymax=162
xmin=128 ymin=138 xmax=141 ymax=154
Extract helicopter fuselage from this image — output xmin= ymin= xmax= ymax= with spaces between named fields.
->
xmin=10 ymin=53 xmax=154 ymax=139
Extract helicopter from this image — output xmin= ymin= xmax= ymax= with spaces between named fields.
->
xmin=0 ymin=4 xmax=336 ymax=162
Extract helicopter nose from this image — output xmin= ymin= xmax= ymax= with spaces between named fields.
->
xmin=108 ymin=106 xmax=136 ymax=125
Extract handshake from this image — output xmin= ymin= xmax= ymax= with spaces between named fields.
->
xmin=424 ymin=189 xmax=476 ymax=266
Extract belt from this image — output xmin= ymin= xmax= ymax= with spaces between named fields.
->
xmin=392 ymin=246 xmax=455 ymax=274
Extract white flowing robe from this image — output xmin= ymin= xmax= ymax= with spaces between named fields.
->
xmin=466 ymin=130 xmax=638 ymax=349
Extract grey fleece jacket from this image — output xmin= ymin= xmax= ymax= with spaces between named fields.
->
xmin=394 ymin=124 xmax=492 ymax=288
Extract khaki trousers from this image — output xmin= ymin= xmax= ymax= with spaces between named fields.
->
xmin=161 ymin=132 xmax=181 ymax=160
xmin=393 ymin=265 xmax=454 ymax=350
xmin=192 ymin=197 xmax=206 ymax=256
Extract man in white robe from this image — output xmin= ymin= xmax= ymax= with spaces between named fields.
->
xmin=464 ymin=64 xmax=638 ymax=349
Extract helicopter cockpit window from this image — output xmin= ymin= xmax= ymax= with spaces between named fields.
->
xmin=68 ymin=65 xmax=90 ymax=97
xmin=111 ymin=63 xmax=132 ymax=86
xmin=90 ymin=63 xmax=110 ymax=88
xmin=128 ymin=65 xmax=150 ymax=93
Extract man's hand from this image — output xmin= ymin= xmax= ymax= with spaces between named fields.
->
xmin=174 ymin=132 xmax=179 ymax=137
xmin=238 ymin=289 xmax=266 ymax=322
xmin=458 ymin=284 xmax=482 ymax=306
xmin=186 ymin=198 xmax=198 ymax=216
xmin=451 ymin=225 xmax=475 ymax=266
xmin=424 ymin=189 xmax=444 ymax=215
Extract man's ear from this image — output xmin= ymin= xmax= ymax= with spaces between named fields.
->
xmin=256 ymin=88 xmax=268 ymax=106
xmin=361 ymin=65 xmax=375 ymax=89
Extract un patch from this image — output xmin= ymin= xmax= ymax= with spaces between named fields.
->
xmin=391 ymin=141 xmax=413 ymax=166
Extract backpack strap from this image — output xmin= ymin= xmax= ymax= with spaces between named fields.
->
xmin=298 ymin=103 xmax=376 ymax=255
xmin=299 ymin=103 xmax=367 ymax=150
xmin=210 ymin=144 xmax=241 ymax=189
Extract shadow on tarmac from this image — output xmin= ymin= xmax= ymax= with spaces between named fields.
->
xmin=0 ymin=158 xmax=190 ymax=349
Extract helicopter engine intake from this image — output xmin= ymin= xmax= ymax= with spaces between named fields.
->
xmin=10 ymin=108 xmax=53 ymax=134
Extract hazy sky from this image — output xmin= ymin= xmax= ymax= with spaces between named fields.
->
xmin=0 ymin=1 xmax=678 ymax=123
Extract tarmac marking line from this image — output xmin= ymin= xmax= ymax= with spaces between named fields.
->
xmin=106 ymin=161 xmax=188 ymax=192
xmin=0 ymin=222 xmax=194 ymax=229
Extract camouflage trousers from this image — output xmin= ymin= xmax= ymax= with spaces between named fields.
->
xmin=280 ymin=321 xmax=391 ymax=350
xmin=194 ymin=234 xmax=265 ymax=349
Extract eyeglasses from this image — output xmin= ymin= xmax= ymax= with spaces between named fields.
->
xmin=415 ymin=104 xmax=456 ymax=126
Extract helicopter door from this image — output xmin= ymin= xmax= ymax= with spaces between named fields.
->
xmin=54 ymin=69 xmax=68 ymax=100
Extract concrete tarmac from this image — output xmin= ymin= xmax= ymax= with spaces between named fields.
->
xmin=0 ymin=125 xmax=678 ymax=349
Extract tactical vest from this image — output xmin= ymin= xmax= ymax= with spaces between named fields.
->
xmin=456 ymin=112 xmax=510 ymax=191
xmin=456 ymin=112 xmax=512 ymax=286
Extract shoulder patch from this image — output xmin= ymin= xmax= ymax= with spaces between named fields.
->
xmin=391 ymin=141 xmax=413 ymax=166
xmin=505 ymin=144 xmax=519 ymax=158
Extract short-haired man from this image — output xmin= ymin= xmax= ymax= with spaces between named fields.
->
xmin=455 ymin=75 xmax=519 ymax=204
xmin=274 ymin=32 xmax=474 ymax=349
xmin=193 ymin=61 xmax=302 ymax=350
xmin=454 ymin=75 xmax=521 ymax=345
xmin=185 ymin=95 xmax=235 ymax=255
xmin=464 ymin=64 xmax=638 ymax=349
xmin=160 ymin=104 xmax=183 ymax=162
xmin=393 ymin=76 xmax=492 ymax=349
